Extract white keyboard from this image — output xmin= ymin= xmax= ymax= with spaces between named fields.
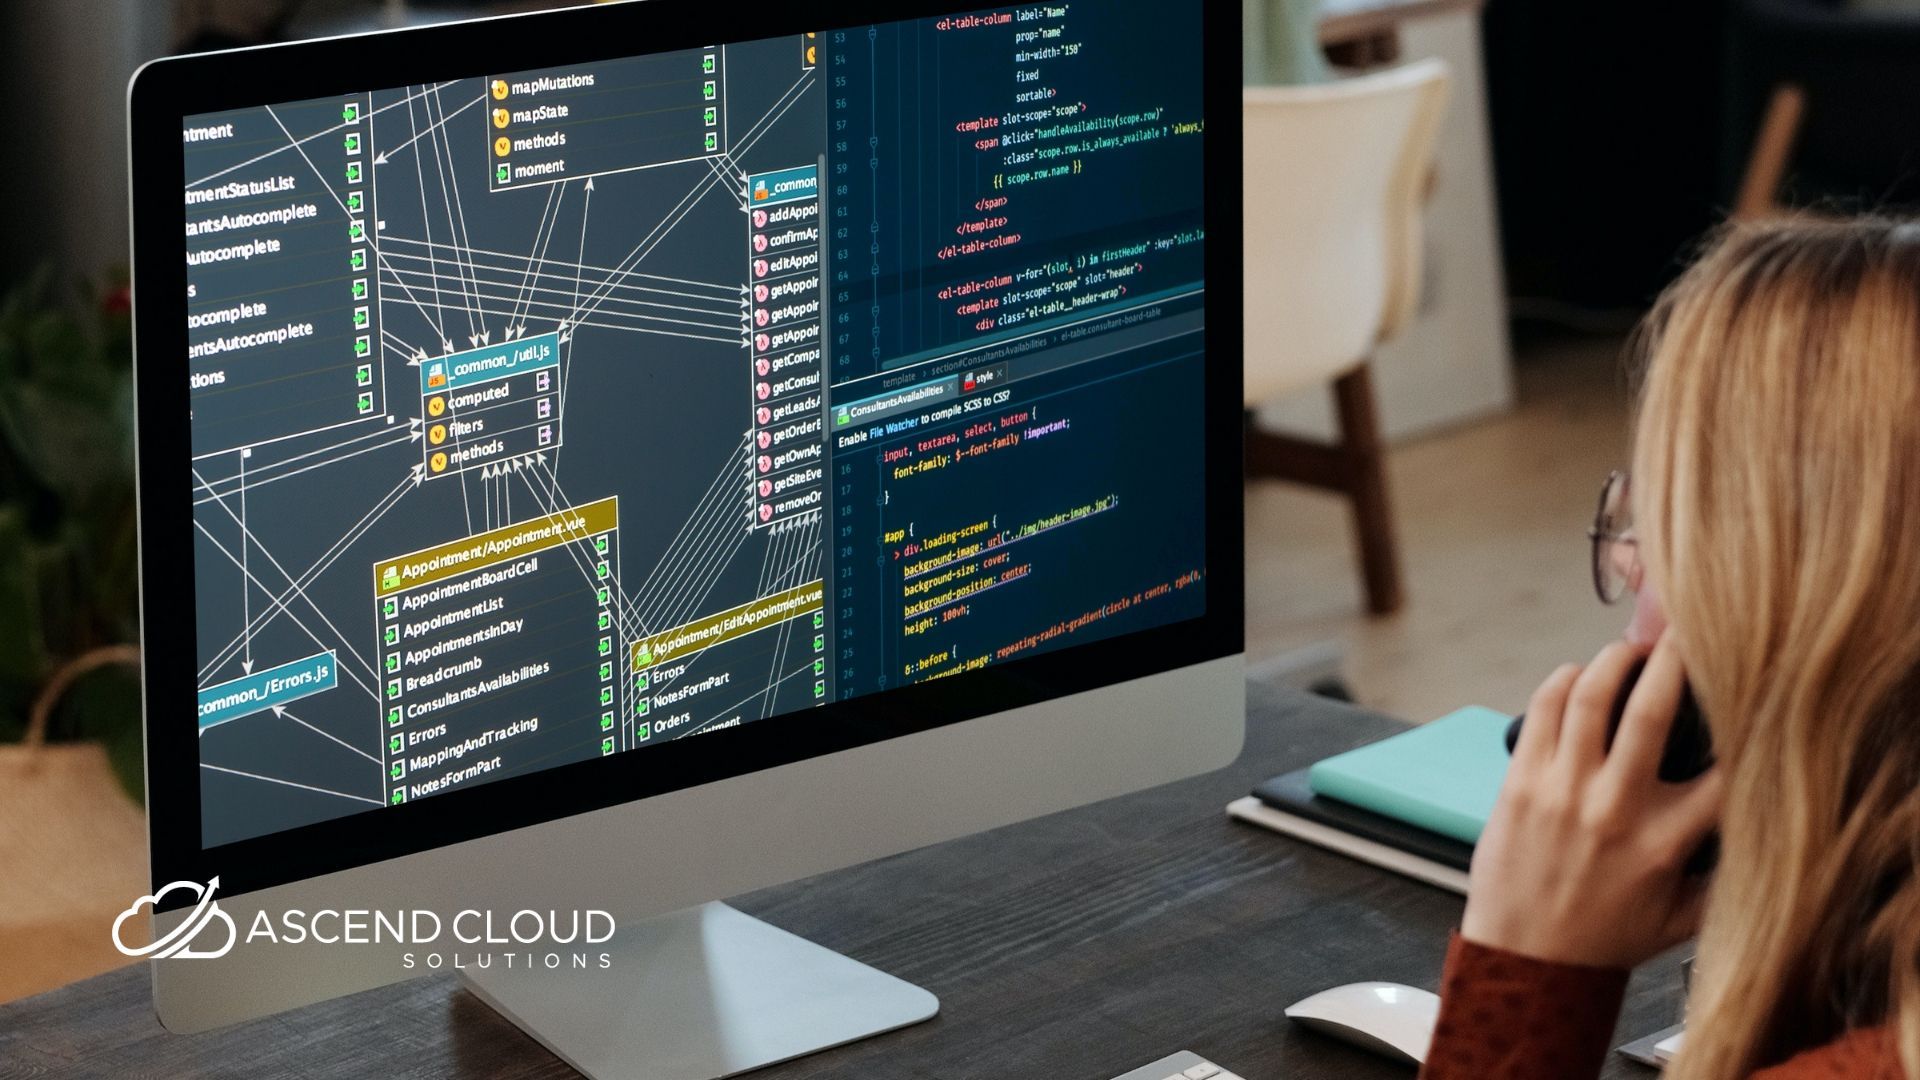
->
xmin=1107 ymin=1050 xmax=1246 ymax=1080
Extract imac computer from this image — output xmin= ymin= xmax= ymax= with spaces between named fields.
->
xmin=129 ymin=0 xmax=1242 ymax=1074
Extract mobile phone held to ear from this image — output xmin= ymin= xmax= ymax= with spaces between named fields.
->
xmin=1504 ymin=658 xmax=1719 ymax=873
xmin=1503 ymin=659 xmax=1713 ymax=781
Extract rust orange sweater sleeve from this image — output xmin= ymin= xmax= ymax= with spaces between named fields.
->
xmin=1419 ymin=932 xmax=1630 ymax=1080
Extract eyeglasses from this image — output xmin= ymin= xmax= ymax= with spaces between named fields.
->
xmin=1588 ymin=470 xmax=1639 ymax=605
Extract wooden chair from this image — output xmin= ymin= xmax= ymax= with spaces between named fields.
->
xmin=1242 ymin=60 xmax=1450 ymax=616
xmin=1733 ymin=83 xmax=1806 ymax=220
xmin=1727 ymin=0 xmax=1920 ymax=219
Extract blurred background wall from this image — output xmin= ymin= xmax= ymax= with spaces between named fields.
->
xmin=0 ymin=3 xmax=171 ymax=285
xmin=0 ymin=0 xmax=1772 ymax=317
xmin=1484 ymin=0 xmax=1732 ymax=315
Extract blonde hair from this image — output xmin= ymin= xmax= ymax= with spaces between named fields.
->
xmin=1634 ymin=218 xmax=1920 ymax=1079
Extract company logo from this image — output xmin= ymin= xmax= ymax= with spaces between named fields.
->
xmin=114 ymin=882 xmax=617 ymax=972
xmin=112 ymin=877 xmax=238 ymax=959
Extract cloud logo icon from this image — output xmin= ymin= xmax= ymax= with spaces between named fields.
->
xmin=112 ymin=877 xmax=237 ymax=960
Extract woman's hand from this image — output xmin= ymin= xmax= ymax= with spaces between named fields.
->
xmin=1461 ymin=637 xmax=1722 ymax=970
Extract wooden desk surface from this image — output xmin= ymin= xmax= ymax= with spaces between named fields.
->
xmin=0 ymin=680 xmax=1675 ymax=1079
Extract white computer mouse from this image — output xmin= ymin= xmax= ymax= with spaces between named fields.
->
xmin=1284 ymin=981 xmax=1441 ymax=1066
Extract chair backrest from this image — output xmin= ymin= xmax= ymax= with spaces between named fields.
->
xmin=1242 ymin=60 xmax=1450 ymax=405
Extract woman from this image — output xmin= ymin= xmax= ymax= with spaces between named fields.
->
xmin=1422 ymin=218 xmax=1920 ymax=1079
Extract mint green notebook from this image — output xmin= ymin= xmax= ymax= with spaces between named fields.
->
xmin=1306 ymin=706 xmax=1513 ymax=845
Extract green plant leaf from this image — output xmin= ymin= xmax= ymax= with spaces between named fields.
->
xmin=0 ymin=381 xmax=132 ymax=507
xmin=22 ymin=309 xmax=88 ymax=386
xmin=29 ymin=532 xmax=82 ymax=664
xmin=82 ymin=506 xmax=141 ymax=641
xmin=0 ymin=266 xmax=141 ymax=767
xmin=101 ymin=716 xmax=146 ymax=804
xmin=0 ymin=504 xmax=48 ymax=689
xmin=64 ymin=662 xmax=144 ymax=801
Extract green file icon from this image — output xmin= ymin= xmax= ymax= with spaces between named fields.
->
xmin=601 ymin=737 xmax=615 ymax=755
xmin=600 ymin=712 xmax=615 ymax=732
xmin=389 ymin=761 xmax=405 ymax=781
xmin=389 ymin=733 xmax=404 ymax=754
xmin=636 ymin=722 xmax=651 ymax=742
xmin=387 ymin=706 xmax=403 ymax=727
xmin=390 ymin=789 xmax=406 ymax=805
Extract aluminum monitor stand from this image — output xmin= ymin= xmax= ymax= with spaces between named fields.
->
xmin=461 ymin=902 xmax=938 ymax=1079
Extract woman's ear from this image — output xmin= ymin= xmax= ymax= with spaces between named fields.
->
xmin=1624 ymin=585 xmax=1668 ymax=651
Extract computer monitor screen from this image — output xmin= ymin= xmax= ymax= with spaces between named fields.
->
xmin=163 ymin=0 xmax=1224 ymax=876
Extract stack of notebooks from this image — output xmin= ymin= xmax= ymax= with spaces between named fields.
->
xmin=1226 ymin=705 xmax=1514 ymax=895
